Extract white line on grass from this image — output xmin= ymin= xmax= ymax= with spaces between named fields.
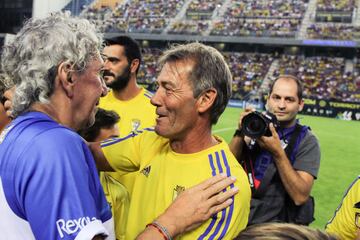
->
xmin=213 ymin=127 xmax=234 ymax=133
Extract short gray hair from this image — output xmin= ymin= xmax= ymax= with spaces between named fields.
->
xmin=158 ymin=42 xmax=232 ymax=124
xmin=1 ymin=12 xmax=103 ymax=117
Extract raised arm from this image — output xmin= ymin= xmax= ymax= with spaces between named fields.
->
xmin=258 ymin=124 xmax=315 ymax=205
xmin=89 ymin=141 xmax=115 ymax=171
xmin=229 ymin=108 xmax=254 ymax=159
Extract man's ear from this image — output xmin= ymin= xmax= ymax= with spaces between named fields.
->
xmin=197 ymin=88 xmax=217 ymax=113
xmin=130 ymin=59 xmax=140 ymax=74
xmin=298 ymin=99 xmax=304 ymax=112
xmin=57 ymin=62 xmax=75 ymax=98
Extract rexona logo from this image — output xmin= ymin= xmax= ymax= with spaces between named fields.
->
xmin=56 ymin=216 xmax=97 ymax=238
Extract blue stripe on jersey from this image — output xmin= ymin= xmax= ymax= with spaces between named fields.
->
xmin=198 ymin=150 xmax=235 ymax=240
xmin=101 ymin=132 xmax=137 ymax=147
xmin=198 ymin=154 xmax=218 ymax=240
xmin=215 ymin=151 xmax=224 ymax=174
xmin=144 ymin=91 xmax=153 ymax=99
xmin=208 ymin=151 xmax=228 ymax=239
xmin=208 ymin=154 xmax=217 ymax=176
xmin=100 ymin=128 xmax=156 ymax=147
xmin=326 ymin=175 xmax=360 ymax=228
xmin=218 ymin=150 xmax=235 ymax=240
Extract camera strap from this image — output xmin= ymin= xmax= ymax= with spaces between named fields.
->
xmin=244 ymin=123 xmax=303 ymax=196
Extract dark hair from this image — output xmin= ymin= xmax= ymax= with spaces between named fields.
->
xmin=105 ymin=36 xmax=141 ymax=74
xmin=269 ymin=75 xmax=303 ymax=101
xmin=78 ymin=108 xmax=120 ymax=142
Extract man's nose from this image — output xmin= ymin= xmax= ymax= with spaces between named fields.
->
xmin=100 ymin=78 xmax=108 ymax=97
xmin=150 ymin=88 xmax=161 ymax=107
xmin=278 ymin=99 xmax=286 ymax=109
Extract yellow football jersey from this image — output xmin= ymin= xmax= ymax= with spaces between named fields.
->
xmin=99 ymin=87 xmax=156 ymax=193
xmin=101 ymin=129 xmax=251 ymax=240
xmin=99 ymin=173 xmax=129 ymax=240
xmin=99 ymin=88 xmax=156 ymax=138
xmin=99 ymin=87 xmax=156 ymax=238
xmin=326 ymin=176 xmax=360 ymax=240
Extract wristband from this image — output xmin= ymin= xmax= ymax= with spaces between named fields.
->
xmin=146 ymin=220 xmax=172 ymax=240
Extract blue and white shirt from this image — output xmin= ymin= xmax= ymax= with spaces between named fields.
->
xmin=0 ymin=112 xmax=114 ymax=239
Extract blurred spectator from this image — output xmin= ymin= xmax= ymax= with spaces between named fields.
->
xmin=168 ymin=20 xmax=209 ymax=35
xmin=316 ymin=0 xmax=354 ymax=12
xmin=307 ymin=23 xmax=360 ymax=40
xmin=225 ymin=0 xmax=308 ymax=19
xmin=211 ymin=19 xmax=301 ymax=38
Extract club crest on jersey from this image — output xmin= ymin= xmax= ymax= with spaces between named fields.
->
xmin=173 ymin=185 xmax=185 ymax=201
xmin=141 ymin=165 xmax=151 ymax=177
xmin=131 ymin=119 xmax=141 ymax=133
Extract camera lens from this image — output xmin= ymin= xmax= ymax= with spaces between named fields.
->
xmin=247 ymin=118 xmax=266 ymax=133
xmin=241 ymin=112 xmax=268 ymax=138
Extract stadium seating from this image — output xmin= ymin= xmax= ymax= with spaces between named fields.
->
xmin=68 ymin=0 xmax=360 ymax=103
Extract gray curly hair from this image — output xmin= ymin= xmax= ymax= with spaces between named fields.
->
xmin=0 ymin=12 xmax=103 ymax=117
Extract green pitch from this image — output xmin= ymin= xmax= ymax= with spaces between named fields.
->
xmin=213 ymin=106 xmax=360 ymax=229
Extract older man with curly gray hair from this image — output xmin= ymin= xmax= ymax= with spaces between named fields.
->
xmin=0 ymin=12 xmax=113 ymax=239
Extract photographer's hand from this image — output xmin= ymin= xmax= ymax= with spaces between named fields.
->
xmin=257 ymin=123 xmax=283 ymax=156
xmin=229 ymin=108 xmax=254 ymax=159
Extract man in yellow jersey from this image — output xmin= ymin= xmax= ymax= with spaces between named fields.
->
xmin=326 ymin=176 xmax=360 ymax=240
xmin=101 ymin=36 xmax=156 ymax=138
xmin=100 ymin=36 xmax=157 ymax=238
xmin=100 ymin=35 xmax=156 ymax=191
xmin=91 ymin=42 xmax=251 ymax=239
xmin=79 ymin=108 xmax=128 ymax=240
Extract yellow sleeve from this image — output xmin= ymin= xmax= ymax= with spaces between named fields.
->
xmin=326 ymin=176 xmax=360 ymax=240
xmin=100 ymin=129 xmax=162 ymax=173
xmin=100 ymin=132 xmax=142 ymax=173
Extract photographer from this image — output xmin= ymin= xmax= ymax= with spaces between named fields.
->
xmin=229 ymin=75 xmax=320 ymax=225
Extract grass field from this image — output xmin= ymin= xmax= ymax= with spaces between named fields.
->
xmin=213 ymin=106 xmax=360 ymax=229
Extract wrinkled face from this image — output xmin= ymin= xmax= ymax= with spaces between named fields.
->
xmin=72 ymin=55 xmax=107 ymax=130
xmin=150 ymin=61 xmax=199 ymax=140
xmin=102 ymin=44 xmax=131 ymax=90
xmin=266 ymin=78 xmax=304 ymax=127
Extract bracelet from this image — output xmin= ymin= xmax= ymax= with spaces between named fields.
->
xmin=146 ymin=220 xmax=173 ymax=240
xmin=233 ymin=129 xmax=243 ymax=137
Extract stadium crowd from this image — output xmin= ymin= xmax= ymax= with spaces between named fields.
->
xmin=136 ymin=48 xmax=360 ymax=103
xmin=1 ymin=9 xmax=360 ymax=240
xmin=210 ymin=18 xmax=301 ymax=38
xmin=225 ymin=0 xmax=308 ymax=19
xmin=76 ymin=0 xmax=360 ymax=41
xmin=316 ymin=0 xmax=355 ymax=12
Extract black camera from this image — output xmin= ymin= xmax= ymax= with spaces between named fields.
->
xmin=241 ymin=111 xmax=279 ymax=139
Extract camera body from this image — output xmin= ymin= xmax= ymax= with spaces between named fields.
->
xmin=241 ymin=111 xmax=279 ymax=139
